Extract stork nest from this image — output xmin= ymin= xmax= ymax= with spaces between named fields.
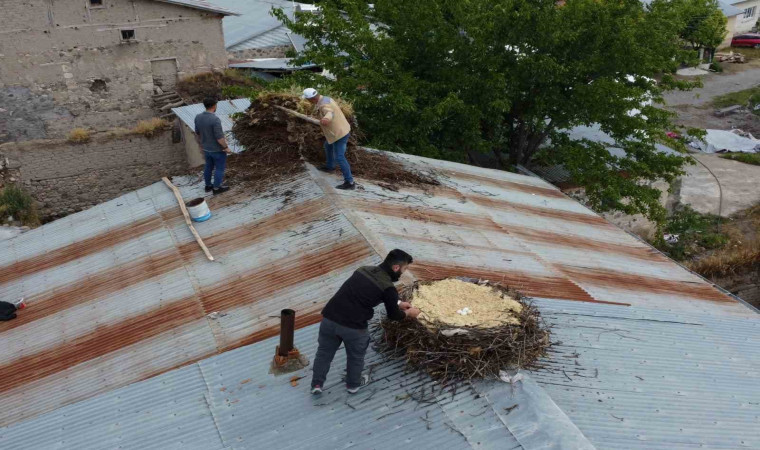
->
xmin=228 ymin=92 xmax=438 ymax=191
xmin=372 ymin=278 xmax=551 ymax=384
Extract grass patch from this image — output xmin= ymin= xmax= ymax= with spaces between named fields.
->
xmin=0 ymin=184 xmax=40 ymax=226
xmin=730 ymin=47 xmax=760 ymax=60
xmin=66 ymin=128 xmax=91 ymax=143
xmin=674 ymin=203 xmax=760 ymax=278
xmin=686 ymin=243 xmax=760 ymax=278
xmin=712 ymin=86 xmax=760 ymax=108
xmin=133 ymin=118 xmax=169 ymax=138
xmin=719 ymin=152 xmax=760 ymax=166
xmin=654 ymin=205 xmax=729 ymax=261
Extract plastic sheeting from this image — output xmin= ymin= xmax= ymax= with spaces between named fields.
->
xmin=692 ymin=129 xmax=760 ymax=154
xmin=479 ymin=373 xmax=597 ymax=450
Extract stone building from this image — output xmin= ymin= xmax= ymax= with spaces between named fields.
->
xmin=0 ymin=0 xmax=238 ymax=143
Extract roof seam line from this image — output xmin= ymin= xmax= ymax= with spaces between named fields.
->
xmin=197 ymin=363 xmax=227 ymax=448
xmin=306 ymin=164 xmax=417 ymax=282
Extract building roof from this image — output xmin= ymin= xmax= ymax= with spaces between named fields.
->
xmin=1 ymin=150 xmax=758 ymax=448
xmin=154 ymin=0 xmax=240 ymax=16
xmin=229 ymin=58 xmax=317 ymax=71
xmin=641 ymin=0 xmax=743 ymax=17
xmin=205 ymin=0 xmax=304 ymax=50
xmin=718 ymin=1 xmax=744 ymax=17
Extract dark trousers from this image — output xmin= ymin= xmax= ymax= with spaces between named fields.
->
xmin=203 ymin=151 xmax=227 ymax=188
xmin=311 ymin=317 xmax=370 ymax=389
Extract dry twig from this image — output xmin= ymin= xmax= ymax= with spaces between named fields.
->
xmin=372 ymin=278 xmax=550 ymax=384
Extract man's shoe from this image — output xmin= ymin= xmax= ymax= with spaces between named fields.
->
xmin=213 ymin=185 xmax=230 ymax=195
xmin=346 ymin=374 xmax=369 ymax=394
xmin=336 ymin=181 xmax=356 ymax=190
xmin=311 ymin=385 xmax=323 ymax=395
xmin=317 ymin=166 xmax=335 ymax=173
xmin=204 ymin=185 xmax=213 ymax=192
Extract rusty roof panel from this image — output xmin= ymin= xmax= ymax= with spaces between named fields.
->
xmin=0 ymin=174 xmax=381 ymax=427
xmin=1 ymin=150 xmax=757 ymax=442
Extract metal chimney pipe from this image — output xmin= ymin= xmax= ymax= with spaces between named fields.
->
xmin=278 ymin=309 xmax=295 ymax=357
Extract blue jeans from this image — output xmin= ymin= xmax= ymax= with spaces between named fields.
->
xmin=203 ymin=151 xmax=227 ymax=188
xmin=311 ymin=318 xmax=370 ymax=389
xmin=324 ymin=134 xmax=353 ymax=184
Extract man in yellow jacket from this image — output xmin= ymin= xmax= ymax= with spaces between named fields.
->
xmin=303 ymin=88 xmax=355 ymax=190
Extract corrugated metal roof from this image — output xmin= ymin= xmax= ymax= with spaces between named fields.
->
xmin=229 ymin=58 xmax=317 ymax=71
xmin=154 ymin=0 xmax=239 ymax=16
xmin=227 ymin=23 xmax=294 ymax=50
xmin=0 ymin=146 xmax=757 ymax=447
xmin=172 ymin=98 xmax=250 ymax=153
xmin=205 ymin=0 xmax=302 ymax=49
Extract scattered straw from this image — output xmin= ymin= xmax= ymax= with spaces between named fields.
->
xmin=67 ymin=128 xmax=91 ymax=143
xmin=373 ymin=278 xmax=550 ymax=384
xmin=413 ymin=278 xmax=522 ymax=327
xmin=133 ymin=118 xmax=169 ymax=138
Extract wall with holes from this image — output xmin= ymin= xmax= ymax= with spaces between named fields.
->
xmin=0 ymin=129 xmax=187 ymax=220
xmin=0 ymin=0 xmax=227 ymax=143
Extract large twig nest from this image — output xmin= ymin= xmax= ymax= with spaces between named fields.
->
xmin=373 ymin=277 xmax=550 ymax=384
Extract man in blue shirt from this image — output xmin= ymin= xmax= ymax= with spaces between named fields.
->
xmin=194 ymin=97 xmax=231 ymax=194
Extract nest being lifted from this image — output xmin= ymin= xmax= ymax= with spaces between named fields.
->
xmin=373 ymin=278 xmax=550 ymax=384
xmin=228 ymin=90 xmax=438 ymax=190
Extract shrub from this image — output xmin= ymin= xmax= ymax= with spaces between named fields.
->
xmin=133 ymin=118 xmax=169 ymax=138
xmin=654 ymin=206 xmax=728 ymax=260
xmin=67 ymin=128 xmax=91 ymax=143
xmin=0 ymin=184 xmax=40 ymax=226
xmin=709 ymin=61 xmax=723 ymax=72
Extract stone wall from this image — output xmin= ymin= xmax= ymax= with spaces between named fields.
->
xmin=0 ymin=130 xmax=187 ymax=220
xmin=0 ymin=0 xmax=228 ymax=143
xmin=229 ymin=45 xmax=293 ymax=60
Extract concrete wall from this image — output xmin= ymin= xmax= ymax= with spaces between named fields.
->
xmin=0 ymin=0 xmax=228 ymax=142
xmin=181 ymin=122 xmax=205 ymax=168
xmin=0 ymin=130 xmax=187 ymax=219
xmin=229 ymin=45 xmax=293 ymax=60
xmin=721 ymin=15 xmax=739 ymax=48
xmin=733 ymin=0 xmax=760 ymax=34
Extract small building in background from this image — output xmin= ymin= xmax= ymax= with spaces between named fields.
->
xmin=207 ymin=0 xmax=313 ymax=60
xmin=0 ymin=0 xmax=238 ymax=143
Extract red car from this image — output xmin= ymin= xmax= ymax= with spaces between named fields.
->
xmin=731 ymin=33 xmax=760 ymax=48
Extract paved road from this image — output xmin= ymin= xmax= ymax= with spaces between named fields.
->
xmin=663 ymin=68 xmax=760 ymax=106
xmin=679 ymin=153 xmax=760 ymax=217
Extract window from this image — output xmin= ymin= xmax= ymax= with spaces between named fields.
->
xmin=90 ymin=0 xmax=103 ymax=5
xmin=744 ymin=6 xmax=757 ymax=19
xmin=120 ymin=29 xmax=135 ymax=41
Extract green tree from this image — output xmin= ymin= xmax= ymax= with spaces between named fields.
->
xmin=276 ymin=0 xmax=701 ymax=222
xmin=674 ymin=0 xmax=727 ymax=52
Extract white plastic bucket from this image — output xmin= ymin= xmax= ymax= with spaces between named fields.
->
xmin=186 ymin=198 xmax=211 ymax=222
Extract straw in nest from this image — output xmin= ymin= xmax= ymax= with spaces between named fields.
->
xmin=372 ymin=277 xmax=551 ymax=384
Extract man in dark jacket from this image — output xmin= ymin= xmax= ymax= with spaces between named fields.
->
xmin=311 ymin=249 xmax=420 ymax=395
xmin=194 ymin=97 xmax=231 ymax=195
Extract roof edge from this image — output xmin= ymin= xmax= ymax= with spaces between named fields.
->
xmin=152 ymin=0 xmax=241 ymax=16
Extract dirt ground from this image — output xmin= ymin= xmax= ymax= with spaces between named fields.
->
xmin=663 ymin=63 xmax=760 ymax=133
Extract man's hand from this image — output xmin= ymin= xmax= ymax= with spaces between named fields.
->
xmin=223 ymin=147 xmax=233 ymax=155
xmin=405 ymin=307 xmax=421 ymax=319
xmin=399 ymin=302 xmax=412 ymax=311
xmin=320 ymin=117 xmax=331 ymax=126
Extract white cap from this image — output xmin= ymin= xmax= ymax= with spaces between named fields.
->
xmin=302 ymin=88 xmax=318 ymax=99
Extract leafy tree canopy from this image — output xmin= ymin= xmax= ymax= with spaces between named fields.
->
xmin=275 ymin=0 xmax=713 ymax=223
